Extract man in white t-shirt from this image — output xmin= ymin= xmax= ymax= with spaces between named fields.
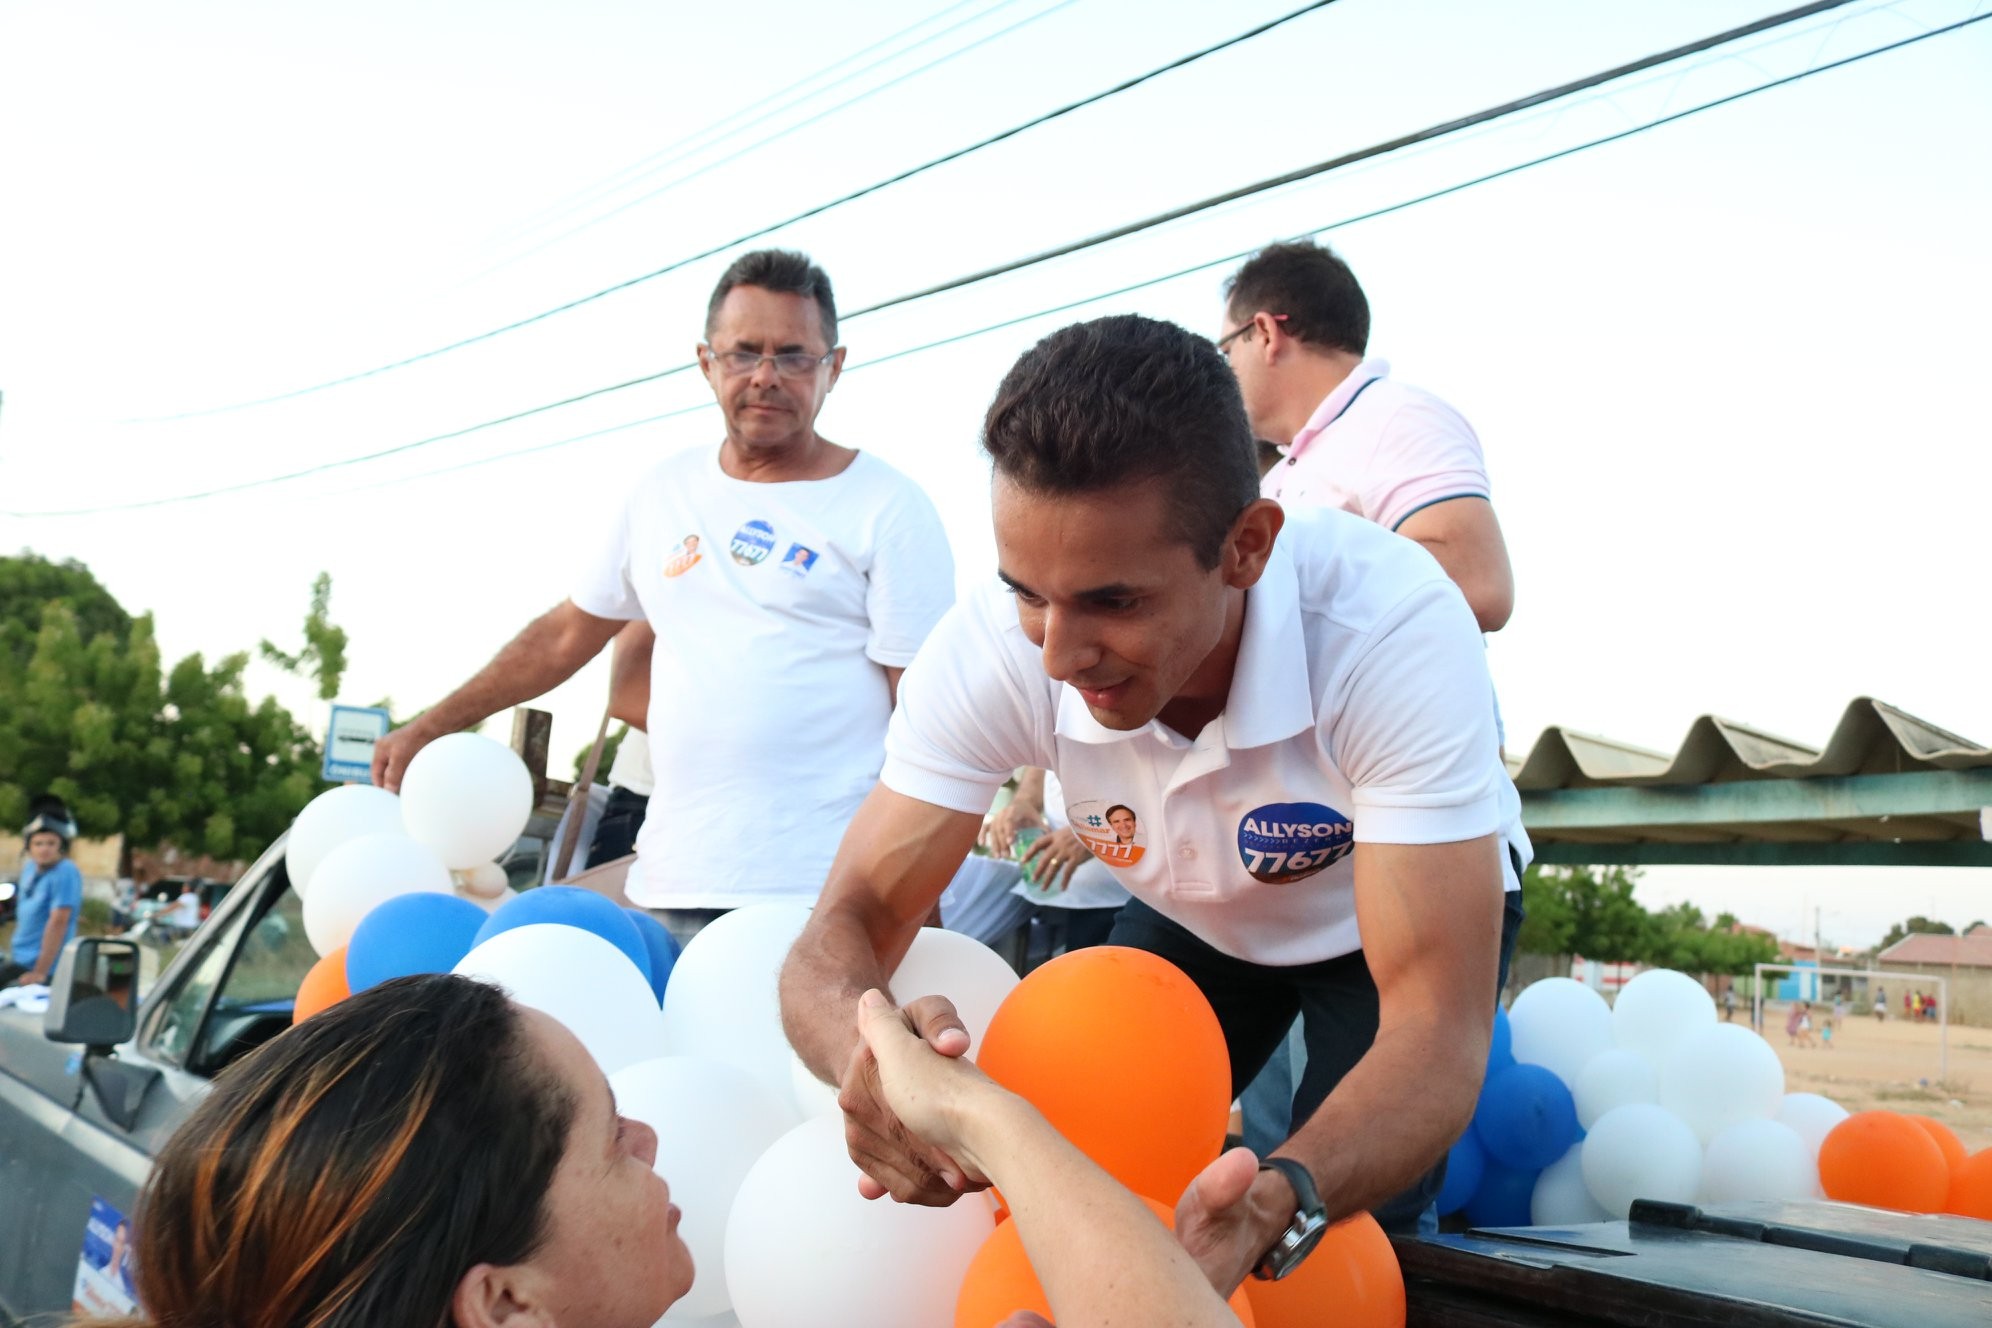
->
xmin=1219 ymin=239 xmax=1513 ymax=632
xmin=781 ymin=315 xmax=1526 ymax=1291
xmin=373 ymin=250 xmax=954 ymax=938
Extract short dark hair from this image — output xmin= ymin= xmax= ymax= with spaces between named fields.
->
xmin=705 ymin=248 xmax=838 ymax=346
xmin=132 ymin=975 xmax=573 ymax=1328
xmin=982 ymin=315 xmax=1259 ymax=571
xmin=1223 ymin=240 xmax=1369 ymax=356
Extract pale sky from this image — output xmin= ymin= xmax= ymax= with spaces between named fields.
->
xmin=3 ymin=0 xmax=1988 ymax=949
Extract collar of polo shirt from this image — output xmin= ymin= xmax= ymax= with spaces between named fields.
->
xmin=1286 ymin=357 xmax=1391 ymax=464
xmin=1051 ymin=536 xmax=1315 ymax=750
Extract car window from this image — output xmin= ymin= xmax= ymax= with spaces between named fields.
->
xmin=190 ymin=886 xmax=316 ymax=1075
xmin=143 ymin=892 xmax=260 ymax=1067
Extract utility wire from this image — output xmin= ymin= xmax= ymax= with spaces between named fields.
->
xmin=500 ymin=0 xmax=996 ymax=241
xmin=19 ymin=0 xmax=1972 ymax=519
xmin=133 ymin=0 xmax=1312 ymax=423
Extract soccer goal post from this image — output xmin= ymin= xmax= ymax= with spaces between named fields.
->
xmin=1751 ymin=962 xmax=1949 ymax=1083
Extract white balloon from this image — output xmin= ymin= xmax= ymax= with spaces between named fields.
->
xmin=1775 ymin=1092 xmax=1850 ymax=1157
xmin=1702 ymin=1118 xmax=1818 ymax=1203
xmin=302 ymin=832 xmax=452 ymax=955
xmin=1573 ymin=1048 xmax=1661 ymax=1130
xmin=1509 ymin=978 xmax=1615 ymax=1088
xmin=1582 ymin=1103 xmax=1703 ymax=1219
xmin=1612 ymin=969 xmax=1717 ymax=1064
xmin=1660 ymin=1023 xmax=1785 ymax=1142
xmin=455 ymin=923 xmax=664 ymax=1075
xmin=1533 ymin=1143 xmax=1609 ymax=1226
xmin=399 ymin=733 xmax=535 ymax=870
xmin=889 ymin=927 xmax=1019 ymax=1054
xmin=611 ymin=1057 xmax=796 ymax=1320
xmin=725 ymin=1117 xmax=994 ymax=1328
xmin=791 ymin=1053 xmax=842 ymax=1120
xmin=660 ymin=905 xmax=812 ymax=1108
xmin=287 ymin=785 xmax=403 ymax=896
xmin=459 ymin=861 xmax=511 ymax=898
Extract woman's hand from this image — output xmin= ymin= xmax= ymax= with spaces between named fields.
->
xmin=981 ymin=797 xmax=1045 ymax=859
xmin=856 ymin=989 xmax=1013 ymax=1181
xmin=1018 ymin=827 xmax=1091 ymax=893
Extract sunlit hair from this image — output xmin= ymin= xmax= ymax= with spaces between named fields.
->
xmin=100 ymin=974 xmax=572 ymax=1328
xmin=705 ymin=247 xmax=839 ymax=346
xmin=982 ymin=315 xmax=1259 ymax=570
xmin=1223 ymin=239 xmax=1370 ymax=356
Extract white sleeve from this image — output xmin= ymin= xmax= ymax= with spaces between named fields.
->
xmin=881 ymin=592 xmax=1050 ymax=814
xmin=570 ymin=492 xmax=644 ymax=620
xmin=864 ymin=479 xmax=956 ymax=667
xmin=1335 ymin=580 xmax=1506 ymax=844
xmin=1363 ymin=396 xmax=1492 ymax=534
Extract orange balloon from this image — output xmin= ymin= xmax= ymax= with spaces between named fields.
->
xmin=977 ymin=947 xmax=1230 ymax=1206
xmin=1947 ymin=1148 xmax=1992 ymax=1220
xmin=954 ymin=1194 xmax=1254 ymax=1327
xmin=1246 ymin=1211 xmax=1404 ymax=1328
xmin=293 ymin=946 xmax=351 ymax=1024
xmin=1817 ymin=1111 xmax=1950 ymax=1212
xmin=1909 ymin=1116 xmax=1967 ymax=1177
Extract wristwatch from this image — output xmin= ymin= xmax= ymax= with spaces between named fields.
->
xmin=1252 ymin=1156 xmax=1330 ymax=1281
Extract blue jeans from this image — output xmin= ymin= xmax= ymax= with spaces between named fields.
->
xmin=1120 ymin=882 xmax=1525 ymax=1234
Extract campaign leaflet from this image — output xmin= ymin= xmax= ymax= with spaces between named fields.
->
xmin=71 ymin=1195 xmax=139 ymax=1316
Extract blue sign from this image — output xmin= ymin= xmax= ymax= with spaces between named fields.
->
xmin=1236 ymin=801 xmax=1353 ymax=884
xmin=323 ymin=705 xmax=392 ymax=784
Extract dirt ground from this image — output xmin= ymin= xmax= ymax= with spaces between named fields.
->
xmin=1756 ymin=1000 xmax=1992 ymax=1152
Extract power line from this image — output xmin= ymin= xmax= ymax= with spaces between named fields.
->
xmin=327 ymin=2 xmax=1992 ymax=500
xmin=135 ymin=0 xmax=1317 ymax=424
xmin=16 ymin=0 xmax=1973 ymax=519
xmin=499 ymin=0 xmax=999 ymax=242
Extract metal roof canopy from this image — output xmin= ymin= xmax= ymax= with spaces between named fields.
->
xmin=1512 ymin=698 xmax=1992 ymax=867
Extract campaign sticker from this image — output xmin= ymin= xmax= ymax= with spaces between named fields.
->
xmin=1069 ymin=798 xmax=1145 ymax=868
xmin=71 ymin=1196 xmax=138 ymax=1316
xmin=730 ymin=519 xmax=776 ymax=566
xmin=663 ymin=534 xmax=703 ymax=579
xmin=779 ymin=543 xmax=820 ymax=577
xmin=1237 ymin=801 xmax=1352 ymax=884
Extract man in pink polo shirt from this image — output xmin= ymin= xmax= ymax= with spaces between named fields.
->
xmin=1218 ymin=240 xmax=1514 ymax=632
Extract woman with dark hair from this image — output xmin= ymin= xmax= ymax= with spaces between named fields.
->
xmin=101 ymin=974 xmax=692 ymax=1328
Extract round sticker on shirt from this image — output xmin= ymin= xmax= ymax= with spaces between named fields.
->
xmin=663 ymin=534 xmax=703 ymax=579
xmin=730 ymin=520 xmax=776 ymax=566
xmin=1067 ymin=799 xmax=1145 ymax=868
xmin=1237 ymin=802 xmax=1353 ymax=884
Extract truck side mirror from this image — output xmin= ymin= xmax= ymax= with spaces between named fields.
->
xmin=44 ymin=937 xmax=141 ymax=1049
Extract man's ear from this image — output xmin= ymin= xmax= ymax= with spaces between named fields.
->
xmin=452 ymin=1263 xmax=551 ymax=1328
xmin=825 ymin=344 xmax=847 ymax=390
xmin=1223 ymin=498 xmax=1284 ymax=589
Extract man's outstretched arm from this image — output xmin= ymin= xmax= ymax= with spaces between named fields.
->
xmin=372 ymin=600 xmax=626 ymax=790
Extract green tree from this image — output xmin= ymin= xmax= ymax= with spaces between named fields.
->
xmin=1880 ymin=915 xmax=1955 ymax=950
xmin=1514 ymin=863 xmax=1651 ymax=961
xmin=572 ymin=724 xmax=628 ymax=785
xmin=259 ymin=571 xmax=350 ymax=701
xmin=0 ymin=555 xmax=324 ymax=860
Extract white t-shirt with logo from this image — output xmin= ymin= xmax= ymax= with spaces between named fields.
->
xmin=573 ymin=445 xmax=955 ymax=907
xmin=882 ymin=508 xmax=1527 ymax=967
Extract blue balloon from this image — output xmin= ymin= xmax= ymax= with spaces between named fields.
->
xmin=622 ymin=907 xmax=680 ymax=1005
xmin=473 ymin=886 xmax=653 ymax=986
xmin=1472 ymin=1062 xmax=1580 ymax=1172
xmin=1437 ymin=1128 xmax=1486 ymax=1216
xmin=347 ymin=893 xmax=490 ymax=992
xmin=1463 ymin=1162 xmax=1539 ymax=1228
xmin=1488 ymin=1005 xmax=1515 ymax=1076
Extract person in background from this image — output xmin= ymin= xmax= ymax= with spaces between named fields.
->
xmin=584 ymin=622 xmax=659 ymax=869
xmin=1722 ymin=986 xmax=1737 ymax=1022
xmin=2 ymin=800 xmax=84 ymax=987
xmin=371 ymin=250 xmax=956 ymax=946
xmin=165 ymin=884 xmax=204 ymax=941
xmin=976 ymin=768 xmax=1130 ymax=969
xmin=1218 ymin=239 xmax=1521 ymax=1156
xmin=1875 ymin=985 xmax=1887 ymax=1021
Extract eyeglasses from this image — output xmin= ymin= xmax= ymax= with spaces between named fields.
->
xmin=1216 ymin=313 xmax=1287 ymax=352
xmin=704 ymin=347 xmax=838 ymax=377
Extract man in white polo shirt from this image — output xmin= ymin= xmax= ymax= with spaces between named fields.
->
xmin=782 ymin=315 xmax=1526 ymax=1290
xmin=373 ymin=249 xmax=954 ymax=939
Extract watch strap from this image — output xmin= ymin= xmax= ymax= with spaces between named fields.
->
xmin=1258 ymin=1155 xmax=1323 ymax=1218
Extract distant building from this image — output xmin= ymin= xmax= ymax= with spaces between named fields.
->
xmin=1876 ymin=926 xmax=1992 ymax=1027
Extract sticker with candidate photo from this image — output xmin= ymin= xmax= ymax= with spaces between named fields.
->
xmin=663 ymin=534 xmax=703 ymax=579
xmin=730 ymin=519 xmax=776 ymax=566
xmin=779 ymin=543 xmax=820 ymax=577
xmin=1237 ymin=801 xmax=1353 ymax=884
xmin=1069 ymin=799 xmax=1145 ymax=868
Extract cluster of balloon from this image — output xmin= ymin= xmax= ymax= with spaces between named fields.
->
xmin=287 ymin=734 xmax=538 ymax=1020
xmin=1442 ymin=971 xmax=1848 ymax=1227
xmin=1819 ymin=1109 xmax=1992 ymax=1218
xmin=956 ymin=946 xmax=1405 ymax=1328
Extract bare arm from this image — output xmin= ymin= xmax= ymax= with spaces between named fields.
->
xmin=371 ymin=600 xmax=625 ymax=790
xmin=1396 ymin=498 xmax=1514 ymax=632
xmin=607 ymin=621 xmax=654 ymax=731
xmin=1178 ymin=834 xmax=1502 ymax=1292
xmin=882 ymin=665 xmax=904 ymax=708
xmin=778 ymin=784 xmax=985 ymax=1203
xmin=25 ymin=905 xmax=74 ymax=982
